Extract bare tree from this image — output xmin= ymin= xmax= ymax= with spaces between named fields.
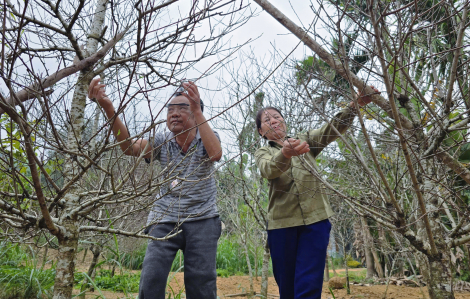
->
xmin=0 ymin=0 xmax=250 ymax=297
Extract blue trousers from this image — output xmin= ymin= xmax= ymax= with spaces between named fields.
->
xmin=267 ymin=219 xmax=331 ymax=299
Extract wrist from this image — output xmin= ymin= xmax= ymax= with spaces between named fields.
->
xmin=193 ymin=110 xmax=205 ymax=122
xmin=102 ymin=101 xmax=115 ymax=111
xmin=281 ymin=147 xmax=292 ymax=159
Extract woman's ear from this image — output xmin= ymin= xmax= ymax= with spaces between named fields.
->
xmin=258 ymin=127 xmax=264 ymax=137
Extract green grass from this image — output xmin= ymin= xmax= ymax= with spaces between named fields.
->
xmin=76 ymin=269 xmax=140 ymax=293
xmin=120 ymin=244 xmax=147 ymax=270
xmin=0 ymin=242 xmax=55 ymax=299
xmin=216 ymin=236 xmax=271 ymax=277
xmin=335 ymin=269 xmax=367 ymax=283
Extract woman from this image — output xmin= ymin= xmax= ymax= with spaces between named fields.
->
xmin=254 ymin=87 xmax=378 ymax=299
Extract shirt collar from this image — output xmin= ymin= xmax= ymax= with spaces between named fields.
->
xmin=168 ymin=129 xmax=201 ymax=143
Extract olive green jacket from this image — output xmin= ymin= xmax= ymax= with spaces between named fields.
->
xmin=255 ymin=107 xmax=356 ymax=230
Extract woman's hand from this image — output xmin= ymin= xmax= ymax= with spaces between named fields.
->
xmin=281 ymin=138 xmax=310 ymax=159
xmin=350 ymin=85 xmax=379 ymax=108
xmin=88 ymin=77 xmax=114 ymax=112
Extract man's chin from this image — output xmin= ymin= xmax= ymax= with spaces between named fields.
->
xmin=168 ymin=125 xmax=184 ymax=133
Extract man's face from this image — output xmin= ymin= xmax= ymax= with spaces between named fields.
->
xmin=166 ymin=96 xmax=196 ymax=133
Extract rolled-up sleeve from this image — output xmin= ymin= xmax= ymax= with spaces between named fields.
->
xmin=255 ymin=147 xmax=291 ymax=180
xmin=307 ymin=107 xmax=356 ymax=157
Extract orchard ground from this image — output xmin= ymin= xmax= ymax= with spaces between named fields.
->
xmin=62 ymin=249 xmax=470 ymax=299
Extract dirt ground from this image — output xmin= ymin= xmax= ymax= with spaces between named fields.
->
xmin=74 ymin=275 xmax=470 ymax=299
xmin=63 ymin=249 xmax=470 ymax=299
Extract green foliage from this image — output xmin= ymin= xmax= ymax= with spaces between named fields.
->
xmin=216 ymin=269 xmax=231 ymax=278
xmin=0 ymin=242 xmax=55 ymax=299
xmin=216 ymin=236 xmax=271 ymax=277
xmin=345 ymin=255 xmax=362 ymax=268
xmin=76 ymin=269 xmax=140 ymax=293
xmin=120 ymin=244 xmax=147 ymax=270
xmin=346 ymin=260 xmax=362 ymax=268
xmin=330 ymin=256 xmax=344 ymax=269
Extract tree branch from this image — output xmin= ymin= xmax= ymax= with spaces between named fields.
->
xmin=0 ymin=31 xmax=125 ymax=115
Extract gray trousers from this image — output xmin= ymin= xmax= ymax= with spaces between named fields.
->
xmin=139 ymin=217 xmax=222 ymax=299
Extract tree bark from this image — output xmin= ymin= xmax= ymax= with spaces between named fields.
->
xmin=53 ymin=219 xmax=79 ymax=299
xmin=324 ymin=252 xmax=330 ymax=282
xmin=260 ymin=236 xmax=270 ymax=298
xmin=371 ymin=247 xmax=384 ymax=278
xmin=361 ymin=216 xmax=376 ymax=279
xmin=242 ymin=228 xmax=254 ymax=297
xmin=464 ymin=245 xmax=470 ymax=275
xmin=343 ymin=244 xmax=350 ymax=295
xmin=416 ymin=251 xmax=455 ymax=299
xmin=330 ymin=253 xmax=337 ymax=276
xmin=88 ymin=246 xmax=101 ymax=292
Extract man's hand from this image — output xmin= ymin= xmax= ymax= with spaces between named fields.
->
xmin=350 ymin=85 xmax=379 ymax=108
xmin=181 ymin=81 xmax=202 ymax=115
xmin=88 ymin=77 xmax=114 ymax=112
xmin=281 ymin=138 xmax=310 ymax=159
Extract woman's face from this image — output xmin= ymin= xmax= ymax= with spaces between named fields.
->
xmin=258 ymin=109 xmax=287 ymax=141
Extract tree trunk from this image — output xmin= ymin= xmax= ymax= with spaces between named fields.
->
xmin=52 ymin=0 xmax=109 ymax=297
xmin=260 ymin=236 xmax=270 ymax=299
xmin=416 ymin=251 xmax=455 ymax=299
xmin=464 ymin=245 xmax=470 ymax=274
xmin=242 ymin=230 xmax=254 ymax=297
xmin=330 ymin=253 xmax=337 ymax=276
xmin=41 ymin=245 xmax=49 ymax=270
xmin=88 ymin=246 xmax=101 ymax=292
xmin=371 ymin=247 xmax=384 ymax=278
xmin=343 ymin=244 xmax=350 ymax=295
xmin=416 ymin=164 xmax=455 ymax=299
xmin=254 ymin=246 xmax=259 ymax=280
xmin=361 ymin=216 xmax=376 ymax=279
xmin=81 ymin=247 xmax=88 ymax=263
xmin=324 ymin=252 xmax=330 ymax=282
xmin=53 ymin=219 xmax=79 ymax=299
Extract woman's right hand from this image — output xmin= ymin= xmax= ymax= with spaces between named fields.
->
xmin=88 ymin=78 xmax=113 ymax=111
xmin=281 ymin=138 xmax=310 ymax=159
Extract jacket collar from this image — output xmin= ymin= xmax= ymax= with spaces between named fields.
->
xmin=268 ymin=136 xmax=291 ymax=148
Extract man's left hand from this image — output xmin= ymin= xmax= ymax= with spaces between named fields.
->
xmin=182 ymin=81 xmax=202 ymax=114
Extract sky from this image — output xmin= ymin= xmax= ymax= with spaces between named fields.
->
xmin=149 ymin=0 xmax=329 ymax=145
xmin=1 ymin=0 xmax=331 ymax=153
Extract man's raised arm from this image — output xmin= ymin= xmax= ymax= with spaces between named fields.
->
xmin=183 ymin=81 xmax=222 ymax=162
xmin=88 ymin=77 xmax=152 ymax=158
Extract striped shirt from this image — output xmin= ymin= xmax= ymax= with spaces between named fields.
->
xmin=145 ymin=130 xmax=219 ymax=224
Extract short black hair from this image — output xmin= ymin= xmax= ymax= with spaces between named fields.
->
xmin=255 ymin=107 xmax=284 ymax=139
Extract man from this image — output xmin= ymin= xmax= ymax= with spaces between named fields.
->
xmin=88 ymin=78 xmax=223 ymax=299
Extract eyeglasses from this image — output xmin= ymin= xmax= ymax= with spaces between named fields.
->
xmin=166 ymin=103 xmax=190 ymax=114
